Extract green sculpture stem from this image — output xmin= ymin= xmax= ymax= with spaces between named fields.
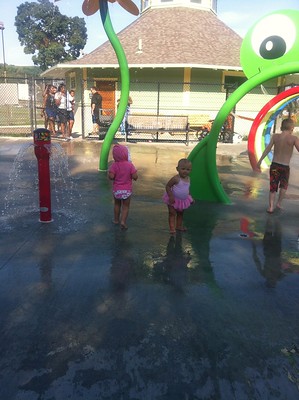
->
xmin=99 ymin=0 xmax=130 ymax=171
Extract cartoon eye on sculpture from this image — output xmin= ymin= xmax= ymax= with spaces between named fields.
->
xmin=82 ymin=0 xmax=139 ymax=171
xmin=188 ymin=10 xmax=299 ymax=204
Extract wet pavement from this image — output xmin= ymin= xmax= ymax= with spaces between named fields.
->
xmin=0 ymin=137 xmax=299 ymax=400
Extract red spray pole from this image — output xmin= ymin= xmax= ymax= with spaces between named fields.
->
xmin=33 ymin=128 xmax=52 ymax=223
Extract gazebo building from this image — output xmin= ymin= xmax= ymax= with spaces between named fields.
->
xmin=42 ymin=0 xmax=280 ymax=138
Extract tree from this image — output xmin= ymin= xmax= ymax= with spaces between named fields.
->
xmin=15 ymin=0 xmax=87 ymax=71
xmin=0 ymin=63 xmax=41 ymax=77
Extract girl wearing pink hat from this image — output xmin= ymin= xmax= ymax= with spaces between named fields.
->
xmin=108 ymin=145 xmax=138 ymax=229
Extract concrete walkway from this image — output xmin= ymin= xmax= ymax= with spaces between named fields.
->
xmin=0 ymin=138 xmax=298 ymax=400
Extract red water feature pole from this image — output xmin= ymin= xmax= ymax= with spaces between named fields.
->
xmin=33 ymin=128 xmax=52 ymax=223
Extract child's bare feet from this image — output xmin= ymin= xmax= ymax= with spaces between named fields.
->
xmin=112 ymin=220 xmax=119 ymax=225
xmin=120 ymin=223 xmax=128 ymax=230
xmin=169 ymin=229 xmax=176 ymax=235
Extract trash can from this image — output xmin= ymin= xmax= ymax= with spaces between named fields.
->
xmin=98 ymin=115 xmax=113 ymax=140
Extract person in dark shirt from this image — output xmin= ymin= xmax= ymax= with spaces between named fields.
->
xmin=42 ymin=85 xmax=57 ymax=136
xmin=90 ymin=86 xmax=102 ymax=134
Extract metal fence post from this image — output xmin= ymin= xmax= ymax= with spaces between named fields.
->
xmin=29 ymin=76 xmax=35 ymax=136
xmin=81 ymin=79 xmax=86 ymax=139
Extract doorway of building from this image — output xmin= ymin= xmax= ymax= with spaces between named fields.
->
xmin=95 ymin=81 xmax=116 ymax=116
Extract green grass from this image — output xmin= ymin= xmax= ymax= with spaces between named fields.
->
xmin=0 ymin=104 xmax=31 ymax=125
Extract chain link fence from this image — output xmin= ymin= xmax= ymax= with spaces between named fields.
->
xmin=0 ymin=76 xmax=281 ymax=144
xmin=0 ymin=76 xmax=65 ymax=136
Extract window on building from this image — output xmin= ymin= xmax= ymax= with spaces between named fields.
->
xmin=141 ymin=0 xmax=149 ymax=9
xmin=70 ymin=76 xmax=76 ymax=90
xmin=191 ymin=0 xmax=217 ymax=11
xmin=223 ymin=72 xmax=247 ymax=92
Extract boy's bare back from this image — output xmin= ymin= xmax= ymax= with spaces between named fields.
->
xmin=257 ymin=118 xmax=299 ymax=170
xmin=272 ymin=132 xmax=299 ymax=165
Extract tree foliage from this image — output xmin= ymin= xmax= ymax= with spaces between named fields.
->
xmin=0 ymin=64 xmax=41 ymax=77
xmin=15 ymin=0 xmax=87 ymax=71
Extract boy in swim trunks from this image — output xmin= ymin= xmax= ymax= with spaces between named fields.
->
xmin=257 ymin=118 xmax=299 ymax=213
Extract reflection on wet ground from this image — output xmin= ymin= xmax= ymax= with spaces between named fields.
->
xmin=0 ymin=138 xmax=298 ymax=399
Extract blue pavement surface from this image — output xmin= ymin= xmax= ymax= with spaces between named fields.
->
xmin=0 ymin=138 xmax=299 ymax=400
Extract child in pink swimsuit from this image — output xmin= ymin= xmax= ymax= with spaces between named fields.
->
xmin=163 ymin=158 xmax=194 ymax=234
xmin=108 ymin=144 xmax=138 ymax=230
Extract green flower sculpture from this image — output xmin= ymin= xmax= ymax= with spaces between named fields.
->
xmin=82 ymin=0 xmax=139 ymax=170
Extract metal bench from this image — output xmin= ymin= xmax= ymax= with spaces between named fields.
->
xmin=126 ymin=114 xmax=190 ymax=144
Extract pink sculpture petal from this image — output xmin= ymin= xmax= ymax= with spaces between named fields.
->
xmin=82 ymin=0 xmax=99 ymax=16
xmin=118 ymin=0 xmax=139 ymax=16
xmin=82 ymin=0 xmax=139 ymax=17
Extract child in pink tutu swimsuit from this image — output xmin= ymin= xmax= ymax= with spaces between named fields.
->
xmin=163 ymin=158 xmax=194 ymax=234
xmin=108 ymin=144 xmax=138 ymax=230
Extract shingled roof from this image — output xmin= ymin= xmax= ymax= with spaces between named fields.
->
xmin=43 ymin=6 xmax=243 ymax=76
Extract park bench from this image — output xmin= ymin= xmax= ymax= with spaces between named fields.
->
xmin=125 ymin=114 xmax=190 ymax=144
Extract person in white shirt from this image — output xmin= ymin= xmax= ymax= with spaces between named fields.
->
xmin=55 ymin=83 xmax=69 ymax=140
xmin=67 ymin=89 xmax=75 ymax=138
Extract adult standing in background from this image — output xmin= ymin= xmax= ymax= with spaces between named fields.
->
xmin=55 ymin=83 xmax=69 ymax=140
xmin=41 ymin=84 xmax=50 ymax=129
xmin=42 ymin=84 xmax=57 ymax=137
xmin=90 ymin=86 xmax=102 ymax=135
xmin=117 ymin=95 xmax=133 ymax=135
xmin=67 ymin=89 xmax=75 ymax=138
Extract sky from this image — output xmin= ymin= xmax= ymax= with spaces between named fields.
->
xmin=1 ymin=0 xmax=299 ymax=67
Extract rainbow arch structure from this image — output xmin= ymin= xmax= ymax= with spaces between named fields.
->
xmin=248 ymin=86 xmax=299 ymax=170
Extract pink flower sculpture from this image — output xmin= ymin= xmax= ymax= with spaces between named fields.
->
xmin=82 ymin=0 xmax=139 ymax=16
